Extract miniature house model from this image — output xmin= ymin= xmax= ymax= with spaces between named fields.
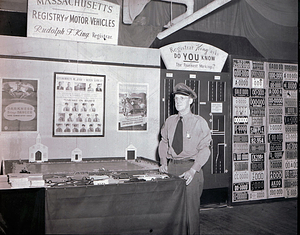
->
xmin=125 ymin=144 xmax=137 ymax=160
xmin=71 ymin=148 xmax=82 ymax=162
xmin=29 ymin=134 xmax=48 ymax=162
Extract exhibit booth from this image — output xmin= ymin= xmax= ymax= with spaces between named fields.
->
xmin=0 ymin=0 xmax=298 ymax=234
xmin=0 ymin=34 xmax=175 ymax=234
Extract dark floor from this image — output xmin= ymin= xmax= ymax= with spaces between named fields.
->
xmin=200 ymin=198 xmax=297 ymax=235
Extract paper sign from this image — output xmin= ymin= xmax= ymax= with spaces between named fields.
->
xmin=211 ymin=103 xmax=223 ymax=113
xmin=160 ymin=41 xmax=228 ymax=72
xmin=27 ymin=0 xmax=120 ymax=45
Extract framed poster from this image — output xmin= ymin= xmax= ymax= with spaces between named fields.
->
xmin=53 ymin=73 xmax=105 ymax=137
xmin=1 ymin=78 xmax=38 ymax=132
xmin=118 ymin=83 xmax=148 ymax=131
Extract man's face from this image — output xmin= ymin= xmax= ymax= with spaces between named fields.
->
xmin=174 ymin=94 xmax=192 ymax=113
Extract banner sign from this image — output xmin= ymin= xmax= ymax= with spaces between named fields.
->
xmin=160 ymin=42 xmax=228 ymax=72
xmin=27 ymin=0 xmax=120 ymax=45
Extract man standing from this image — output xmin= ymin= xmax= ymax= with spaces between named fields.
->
xmin=159 ymin=83 xmax=211 ymax=235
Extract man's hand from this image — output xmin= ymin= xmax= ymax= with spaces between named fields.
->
xmin=179 ymin=168 xmax=196 ymax=185
xmin=159 ymin=165 xmax=168 ymax=173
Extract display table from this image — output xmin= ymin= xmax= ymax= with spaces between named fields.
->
xmin=1 ymin=177 xmax=187 ymax=235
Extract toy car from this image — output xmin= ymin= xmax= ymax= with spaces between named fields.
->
xmin=45 ymin=175 xmax=67 ymax=184
xmin=66 ymin=171 xmax=90 ymax=181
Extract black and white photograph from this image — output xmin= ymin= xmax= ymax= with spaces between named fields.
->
xmin=118 ymin=83 xmax=148 ymax=131
xmin=53 ymin=73 xmax=105 ymax=137
xmin=0 ymin=0 xmax=297 ymax=235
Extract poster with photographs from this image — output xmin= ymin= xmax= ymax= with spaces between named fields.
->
xmin=53 ymin=73 xmax=105 ymax=137
xmin=118 ymin=83 xmax=148 ymax=131
xmin=1 ymin=78 xmax=38 ymax=132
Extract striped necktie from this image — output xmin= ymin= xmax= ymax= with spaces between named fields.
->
xmin=172 ymin=117 xmax=183 ymax=155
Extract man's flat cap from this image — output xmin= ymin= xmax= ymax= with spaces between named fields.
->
xmin=173 ymin=83 xmax=197 ymax=99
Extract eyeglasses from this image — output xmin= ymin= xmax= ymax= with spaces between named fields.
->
xmin=174 ymin=96 xmax=190 ymax=101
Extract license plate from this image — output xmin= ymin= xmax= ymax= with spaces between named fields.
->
xmin=234 ymin=106 xmax=248 ymax=116
xmin=269 ymin=108 xmax=283 ymax=115
xmin=286 ymin=142 xmax=297 ymax=150
xmin=233 ymin=97 xmax=249 ymax=106
xmin=252 ymin=61 xmax=264 ymax=70
xmin=251 ymin=88 xmax=265 ymax=97
xmin=268 ymin=124 xmax=282 ymax=132
xmin=268 ymin=63 xmax=283 ymax=71
xmin=285 ymin=133 xmax=297 ymax=142
xmin=251 ymin=70 xmax=265 ymax=78
xmin=233 ymin=143 xmax=248 ymax=151
xmin=269 ymin=115 xmax=282 ymax=124
xmin=284 ymin=179 xmax=298 ymax=188
xmin=284 ymin=64 xmax=297 ymax=71
xmin=285 ymin=160 xmax=298 ymax=170
xmin=251 ymin=117 xmax=264 ymax=125
xmin=270 ymin=170 xmax=282 ymax=180
xmin=233 ymin=192 xmax=248 ymax=201
xmin=234 ymin=135 xmax=248 ymax=143
xmin=234 ymin=162 xmax=248 ymax=171
xmin=285 ymin=188 xmax=297 ymax=198
xmin=269 ymin=188 xmax=283 ymax=197
xmin=234 ymin=116 xmax=248 ymax=124
xmin=283 ymin=90 xmax=297 ymax=98
xmin=285 ymin=170 xmax=297 ymax=179
xmin=250 ymin=107 xmax=265 ymax=116
xmin=233 ymin=182 xmax=249 ymax=191
xmin=251 ymin=180 xmax=264 ymax=191
xmin=268 ymin=133 xmax=283 ymax=142
xmin=233 ymin=88 xmax=250 ymax=97
xmin=285 ymin=125 xmax=297 ymax=133
xmin=269 ymin=151 xmax=283 ymax=160
xmin=233 ymin=153 xmax=249 ymax=161
xmin=250 ymin=136 xmax=265 ymax=144
xmin=251 ymin=153 xmax=264 ymax=162
xmin=285 ymin=107 xmax=297 ymax=115
xmin=270 ymin=179 xmax=282 ymax=188
xmin=269 ymin=80 xmax=282 ymax=88
xmin=286 ymin=151 xmax=297 ymax=160
xmin=233 ymin=78 xmax=249 ymax=87
xmin=249 ymin=144 xmax=265 ymax=153
xmin=270 ymin=160 xmax=282 ymax=169
xmin=249 ymin=191 xmax=266 ymax=200
xmin=251 ymin=171 xmax=264 ymax=181
xmin=284 ymin=99 xmax=297 ymax=107
xmin=268 ymin=97 xmax=283 ymax=106
xmin=234 ymin=69 xmax=249 ymax=78
xmin=234 ymin=125 xmax=247 ymax=134
xmin=283 ymin=72 xmax=298 ymax=80
xmin=233 ymin=171 xmax=249 ymax=182
xmin=250 ymin=126 xmax=265 ymax=135
xmin=233 ymin=59 xmax=250 ymax=69
xmin=268 ymin=72 xmax=283 ymax=80
xmin=268 ymin=88 xmax=282 ymax=96
xmin=250 ymin=98 xmax=265 ymax=107
xmin=251 ymin=162 xmax=264 ymax=171
xmin=283 ymin=81 xmax=298 ymax=90
xmin=284 ymin=116 xmax=298 ymax=125
xmin=252 ymin=78 xmax=264 ymax=88
xmin=270 ymin=142 xmax=282 ymax=151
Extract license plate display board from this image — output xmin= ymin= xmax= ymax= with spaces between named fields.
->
xmin=232 ymin=59 xmax=267 ymax=202
xmin=266 ymin=62 xmax=298 ymax=199
xmin=232 ymin=59 xmax=298 ymax=203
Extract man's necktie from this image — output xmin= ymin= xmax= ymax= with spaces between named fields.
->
xmin=172 ymin=117 xmax=183 ymax=155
